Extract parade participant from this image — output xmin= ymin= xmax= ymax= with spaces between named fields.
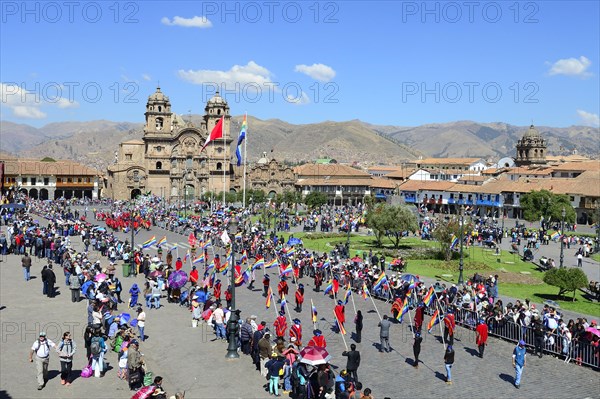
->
xmin=342 ymin=343 xmax=361 ymax=384
xmin=175 ymin=257 xmax=183 ymax=271
xmin=307 ymin=329 xmax=327 ymax=348
xmin=414 ymin=304 xmax=424 ymax=333
xmin=314 ymin=271 xmax=323 ymax=292
xmin=190 ymin=266 xmax=199 ymax=285
xmin=29 ymin=332 xmax=57 ymax=390
xmin=444 ymin=345 xmax=455 ymax=385
xmin=475 ymin=318 xmax=489 ymax=358
xmin=355 ymin=310 xmax=363 ymax=343
xmin=213 ymin=279 xmax=222 ymax=300
xmin=443 ymin=308 xmax=456 ymax=346
xmin=334 ymin=300 xmax=346 ymax=333
xmin=290 ymin=318 xmax=302 ymax=346
xmin=512 ymin=340 xmax=527 ymax=389
xmin=225 ymin=285 xmax=232 ymax=309
xmin=278 ymin=277 xmax=289 ymax=302
xmin=378 ymin=315 xmax=392 ymax=353
xmin=295 ymin=283 xmax=305 ymax=312
xmin=332 ymin=276 xmax=340 ymax=299
xmin=262 ymin=274 xmax=270 ymax=297
xmin=413 ymin=332 xmax=422 ymax=368
xmin=274 ymin=311 xmax=288 ymax=339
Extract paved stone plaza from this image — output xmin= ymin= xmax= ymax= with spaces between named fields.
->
xmin=1 ymin=218 xmax=599 ymax=399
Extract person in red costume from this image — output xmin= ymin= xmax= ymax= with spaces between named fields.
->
xmin=475 ymin=318 xmax=489 ymax=358
xmin=332 ymin=277 xmax=340 ymax=299
xmin=295 ymin=284 xmax=305 ymax=312
xmin=414 ymin=303 xmax=425 ymax=333
xmin=225 ymin=285 xmax=232 ymax=308
xmin=307 ymin=329 xmax=326 ymax=348
xmin=443 ymin=308 xmax=456 ymax=346
xmin=290 ymin=318 xmax=302 ymax=346
xmin=190 ymin=266 xmax=199 ymax=285
xmin=213 ymin=279 xmax=222 ymax=300
xmin=175 ymin=257 xmax=183 ymax=271
xmin=274 ymin=311 xmax=288 ymax=338
xmin=278 ymin=278 xmax=289 ymax=303
xmin=334 ymin=300 xmax=345 ymax=333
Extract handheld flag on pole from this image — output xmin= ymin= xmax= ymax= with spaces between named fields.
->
xmin=323 ymin=280 xmax=333 ymax=295
xmin=252 ymin=258 xmax=265 ymax=271
xmin=266 ymin=286 xmax=273 ymax=309
xmin=192 ymin=253 xmax=205 ymax=265
xmin=236 ymin=114 xmax=247 ymax=166
xmin=169 ymin=243 xmax=178 ymax=252
xmin=361 ymin=282 xmax=369 ymax=300
xmin=396 ymin=297 xmax=410 ymax=322
xmin=311 ymin=302 xmax=318 ymax=324
xmin=427 ymin=309 xmax=440 ymax=332
xmin=265 ymin=258 xmax=279 ymax=269
xmin=157 ymin=236 xmax=167 ymax=247
xmin=372 ymin=272 xmax=387 ymax=291
xmin=450 ymin=234 xmax=459 ymax=250
xmin=343 ymin=289 xmax=352 ymax=305
xmin=422 ymin=286 xmax=435 ymax=307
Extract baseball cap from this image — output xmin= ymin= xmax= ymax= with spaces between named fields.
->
xmin=39 ymin=332 xmax=47 ymax=337
xmin=518 ymin=340 xmax=525 ymax=346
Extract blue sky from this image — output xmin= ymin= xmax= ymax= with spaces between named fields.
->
xmin=1 ymin=1 xmax=598 ymax=128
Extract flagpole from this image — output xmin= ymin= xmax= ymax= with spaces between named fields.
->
xmin=270 ymin=289 xmax=279 ymax=319
xmin=222 ymin=116 xmax=226 ymax=207
xmin=243 ymin=112 xmax=247 ymax=209
xmin=283 ymin=295 xmax=293 ymax=325
xmin=433 ymin=294 xmax=446 ymax=349
xmin=349 ymin=286 xmax=357 ymax=315
xmin=406 ymin=302 xmax=415 ymax=338
xmin=367 ymin=288 xmax=382 ymax=321
xmin=332 ymin=309 xmax=349 ymax=351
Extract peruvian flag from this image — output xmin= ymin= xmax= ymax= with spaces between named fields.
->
xmin=201 ymin=116 xmax=224 ymax=151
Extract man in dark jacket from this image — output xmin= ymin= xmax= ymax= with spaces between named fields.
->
xmin=341 ymin=344 xmax=360 ymax=384
xmin=240 ymin=318 xmax=253 ymax=355
xmin=42 ymin=264 xmax=56 ymax=298
xmin=533 ymin=315 xmax=545 ymax=358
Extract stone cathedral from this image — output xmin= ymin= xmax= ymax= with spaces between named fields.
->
xmin=106 ymin=87 xmax=295 ymax=200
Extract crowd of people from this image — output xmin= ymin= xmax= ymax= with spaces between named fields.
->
xmin=2 ymin=195 xmax=598 ymax=398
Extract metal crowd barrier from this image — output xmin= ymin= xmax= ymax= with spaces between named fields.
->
xmin=429 ymin=306 xmax=599 ymax=370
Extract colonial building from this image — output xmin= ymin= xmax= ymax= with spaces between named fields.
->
xmin=0 ymin=158 xmax=102 ymax=200
xmin=107 ymin=87 xmax=296 ymax=201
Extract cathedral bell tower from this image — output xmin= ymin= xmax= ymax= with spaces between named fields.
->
xmin=515 ymin=124 xmax=547 ymax=166
xmin=144 ymin=86 xmax=173 ymax=134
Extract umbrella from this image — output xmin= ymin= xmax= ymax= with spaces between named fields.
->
xmin=95 ymin=273 xmax=108 ymax=282
xmin=299 ymin=346 xmax=332 ymax=366
xmin=92 ymin=226 xmax=106 ymax=232
xmin=287 ymin=237 xmax=302 ymax=246
xmin=130 ymin=319 xmax=138 ymax=327
xmin=149 ymin=270 xmax=163 ymax=278
xmin=351 ymin=256 xmax=363 ymax=263
xmin=119 ymin=313 xmax=131 ymax=325
xmin=543 ymin=299 xmax=561 ymax=309
xmin=585 ymin=327 xmax=600 ymax=338
xmin=400 ymin=274 xmax=420 ymax=284
xmin=168 ymin=270 xmax=188 ymax=289
xmin=0 ymin=203 xmax=25 ymax=209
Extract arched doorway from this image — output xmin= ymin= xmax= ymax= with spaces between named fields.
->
xmin=268 ymin=191 xmax=277 ymax=199
xmin=39 ymin=188 xmax=49 ymax=200
xmin=29 ymin=188 xmax=38 ymax=199
xmin=54 ymin=189 xmax=63 ymax=199
xmin=184 ymin=184 xmax=195 ymax=201
xmin=131 ymin=189 xmax=142 ymax=199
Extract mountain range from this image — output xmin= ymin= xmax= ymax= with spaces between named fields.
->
xmin=1 ymin=117 xmax=597 ymax=172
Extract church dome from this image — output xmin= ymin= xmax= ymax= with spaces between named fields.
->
xmin=523 ymin=124 xmax=541 ymax=139
xmin=206 ymin=90 xmax=228 ymax=106
xmin=257 ymin=151 xmax=269 ymax=165
xmin=148 ymin=86 xmax=169 ymax=103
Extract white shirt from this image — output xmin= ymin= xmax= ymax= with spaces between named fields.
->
xmin=213 ymin=308 xmax=225 ymax=324
xmin=31 ymin=339 xmax=56 ymax=358
xmin=137 ymin=311 xmax=146 ymax=327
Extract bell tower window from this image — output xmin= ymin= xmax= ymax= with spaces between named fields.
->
xmin=156 ymin=117 xmax=163 ymax=131
xmin=156 ymin=161 xmax=162 ymax=170
xmin=158 ymin=106 xmax=162 ymax=112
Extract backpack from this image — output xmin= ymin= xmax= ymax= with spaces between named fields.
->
xmin=91 ymin=337 xmax=102 ymax=355
xmin=113 ymin=335 xmax=124 ymax=353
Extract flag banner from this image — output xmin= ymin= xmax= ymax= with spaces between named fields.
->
xmin=157 ymin=236 xmax=167 ymax=247
xmin=311 ymin=305 xmax=318 ymax=323
xmin=169 ymin=243 xmax=178 ymax=252
xmin=266 ymin=287 xmax=273 ymax=309
xmin=236 ymin=114 xmax=247 ymax=166
xmin=252 ymin=258 xmax=265 ymax=271
xmin=142 ymin=236 xmax=156 ymax=249
xmin=422 ymin=286 xmax=435 ymax=307
xmin=372 ymin=272 xmax=387 ymax=291
xmin=427 ymin=309 xmax=440 ymax=331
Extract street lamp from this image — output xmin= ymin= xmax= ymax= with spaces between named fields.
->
xmin=345 ymin=214 xmax=351 ymax=257
xmin=500 ymin=204 xmax=505 ymax=237
xmin=560 ymin=207 xmax=566 ymax=268
xmin=130 ymin=204 xmax=135 ymax=277
xmin=225 ymin=219 xmax=239 ymax=359
xmin=458 ymin=204 xmax=465 ymax=285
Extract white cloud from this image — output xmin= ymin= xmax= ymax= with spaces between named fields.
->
xmin=294 ymin=63 xmax=336 ymax=82
xmin=548 ymin=56 xmax=592 ymax=77
xmin=577 ymin=110 xmax=600 ymax=127
xmin=142 ymin=74 xmax=152 ymax=81
xmin=286 ymin=92 xmax=310 ymax=105
xmin=1 ymin=82 xmax=77 ymax=119
xmin=178 ymin=61 xmax=274 ymax=90
xmin=12 ymin=105 xmax=47 ymax=119
xmin=161 ymin=16 xmax=212 ymax=28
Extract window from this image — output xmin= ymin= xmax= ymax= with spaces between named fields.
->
xmin=133 ymin=170 xmax=140 ymax=182
xmin=156 ymin=161 xmax=162 ymax=170
xmin=216 ymin=162 xmax=222 ymax=171
xmin=22 ymin=177 xmax=27 ymax=184
xmin=31 ymin=178 xmax=36 ymax=185
xmin=156 ymin=146 xmax=162 ymax=152
xmin=67 ymin=178 xmax=72 ymax=183
xmin=156 ymin=117 xmax=164 ymax=131
xmin=43 ymin=178 xmax=49 ymax=185
xmin=57 ymin=178 xmax=62 ymax=183
xmin=77 ymin=178 xmax=82 ymax=183
xmin=125 ymin=154 xmax=132 ymax=161
xmin=570 ymin=196 xmax=575 ymax=202
xmin=186 ymin=157 xmax=193 ymax=168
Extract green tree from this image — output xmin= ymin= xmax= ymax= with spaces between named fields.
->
xmin=432 ymin=216 xmax=473 ymax=261
xmin=365 ymin=204 xmax=418 ymax=248
xmin=520 ymin=190 xmax=576 ymax=224
xmin=304 ymin=192 xmax=328 ymax=209
xmin=543 ymin=267 xmax=588 ymax=301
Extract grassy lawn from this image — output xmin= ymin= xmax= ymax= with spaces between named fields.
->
xmin=283 ymin=231 xmax=599 ymax=316
xmin=592 ymin=254 xmax=600 ymax=263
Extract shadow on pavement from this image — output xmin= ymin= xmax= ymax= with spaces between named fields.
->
xmin=499 ymin=373 xmax=514 ymax=384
